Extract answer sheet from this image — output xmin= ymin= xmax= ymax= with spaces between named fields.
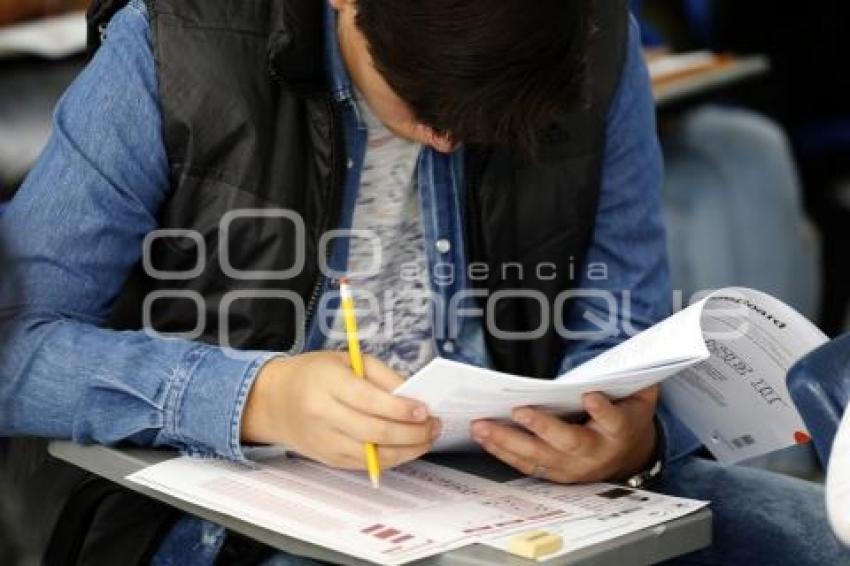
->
xmin=483 ymin=479 xmax=709 ymax=561
xmin=128 ymin=452 xmax=591 ymax=565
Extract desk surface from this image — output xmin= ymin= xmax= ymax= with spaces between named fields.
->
xmin=653 ymin=55 xmax=770 ymax=108
xmin=49 ymin=441 xmax=711 ymax=566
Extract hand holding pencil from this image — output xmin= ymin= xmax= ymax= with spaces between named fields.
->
xmin=241 ymin=338 xmax=438 ymax=476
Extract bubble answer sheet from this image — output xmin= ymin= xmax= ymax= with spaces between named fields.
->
xmin=127 ymin=449 xmax=708 ymax=565
xmin=128 ymin=451 xmax=592 ymax=565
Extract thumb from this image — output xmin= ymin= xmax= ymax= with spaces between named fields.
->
xmin=619 ymin=385 xmax=661 ymax=413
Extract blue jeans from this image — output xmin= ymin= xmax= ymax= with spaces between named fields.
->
xmin=658 ymin=457 xmax=849 ymax=565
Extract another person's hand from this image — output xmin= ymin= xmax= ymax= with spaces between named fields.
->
xmin=471 ymin=386 xmax=660 ymax=484
xmin=241 ymin=352 xmax=440 ymax=470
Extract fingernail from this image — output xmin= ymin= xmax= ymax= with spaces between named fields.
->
xmin=473 ymin=423 xmax=490 ymax=439
xmin=431 ymin=421 xmax=442 ymax=440
xmin=514 ymin=411 xmax=532 ymax=427
xmin=413 ymin=406 xmax=428 ymax=422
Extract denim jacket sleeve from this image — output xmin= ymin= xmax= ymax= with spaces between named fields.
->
xmin=0 ymin=3 xmax=276 ymax=461
xmin=557 ymin=17 xmax=701 ymax=464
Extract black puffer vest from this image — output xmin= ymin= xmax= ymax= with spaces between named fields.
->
xmin=96 ymin=0 xmax=628 ymax=378
xmin=18 ymin=0 xmax=629 ymax=563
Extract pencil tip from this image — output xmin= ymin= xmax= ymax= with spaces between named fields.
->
xmin=371 ymin=476 xmax=380 ymax=489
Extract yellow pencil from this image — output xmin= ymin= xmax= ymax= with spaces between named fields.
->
xmin=339 ymin=277 xmax=382 ymax=489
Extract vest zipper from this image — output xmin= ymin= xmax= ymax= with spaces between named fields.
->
xmin=303 ymin=268 xmax=327 ymax=345
xmin=303 ymin=98 xmax=348 ymax=347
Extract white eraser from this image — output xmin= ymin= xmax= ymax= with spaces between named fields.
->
xmin=507 ymin=530 xmax=563 ymax=560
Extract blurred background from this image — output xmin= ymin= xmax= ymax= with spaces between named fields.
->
xmin=0 ymin=0 xmax=849 ymax=562
xmin=637 ymin=0 xmax=850 ymax=338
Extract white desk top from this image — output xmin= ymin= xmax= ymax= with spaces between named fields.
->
xmin=653 ymin=55 xmax=770 ymax=108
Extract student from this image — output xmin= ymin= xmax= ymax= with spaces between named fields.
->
xmin=0 ymin=1 xmax=845 ymax=565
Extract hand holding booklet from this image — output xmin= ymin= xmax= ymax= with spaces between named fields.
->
xmin=396 ymin=287 xmax=826 ymax=464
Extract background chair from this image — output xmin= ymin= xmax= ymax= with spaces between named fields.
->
xmin=634 ymin=0 xmax=823 ymax=320
xmin=788 ymin=333 xmax=850 ymax=467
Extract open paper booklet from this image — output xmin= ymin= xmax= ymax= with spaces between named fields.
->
xmin=395 ymin=287 xmax=827 ymax=464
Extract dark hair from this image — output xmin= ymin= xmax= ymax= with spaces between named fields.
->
xmin=355 ymin=0 xmax=594 ymax=155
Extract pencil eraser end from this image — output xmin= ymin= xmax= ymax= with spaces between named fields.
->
xmin=507 ymin=531 xmax=563 ymax=560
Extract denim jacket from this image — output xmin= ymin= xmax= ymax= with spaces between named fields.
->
xmin=0 ymin=0 xmax=698 ymax=499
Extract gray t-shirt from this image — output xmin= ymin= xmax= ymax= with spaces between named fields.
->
xmin=322 ymin=96 xmax=435 ymax=377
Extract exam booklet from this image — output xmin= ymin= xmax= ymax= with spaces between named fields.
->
xmin=395 ymin=287 xmax=828 ymax=464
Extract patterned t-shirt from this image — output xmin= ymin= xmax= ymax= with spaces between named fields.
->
xmin=322 ymin=95 xmax=435 ymax=377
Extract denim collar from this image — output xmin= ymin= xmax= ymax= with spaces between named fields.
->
xmin=324 ymin=3 xmax=355 ymax=102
